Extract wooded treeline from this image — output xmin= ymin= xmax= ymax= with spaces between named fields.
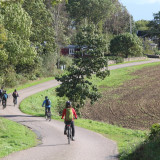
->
xmin=0 ymin=0 xmax=158 ymax=87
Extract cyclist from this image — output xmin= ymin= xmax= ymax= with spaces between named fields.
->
xmin=12 ymin=89 xmax=19 ymax=105
xmin=61 ymin=101 xmax=77 ymax=141
xmin=42 ymin=96 xmax=51 ymax=116
xmin=0 ymin=87 xmax=3 ymax=103
xmin=2 ymin=90 xmax=8 ymax=105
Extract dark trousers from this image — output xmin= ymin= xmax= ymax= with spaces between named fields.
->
xmin=45 ymin=107 xmax=50 ymax=115
xmin=65 ymin=121 xmax=75 ymax=137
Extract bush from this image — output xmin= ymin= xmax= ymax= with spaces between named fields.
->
xmin=110 ymin=33 xmax=143 ymax=58
xmin=56 ymin=97 xmax=67 ymax=115
xmin=149 ymin=123 xmax=160 ymax=140
xmin=115 ymin=57 xmax=124 ymax=64
xmin=154 ymin=50 xmax=160 ymax=55
xmin=3 ymin=68 xmax=17 ymax=87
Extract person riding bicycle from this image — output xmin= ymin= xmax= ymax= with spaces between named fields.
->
xmin=12 ymin=89 xmax=19 ymax=105
xmin=0 ymin=87 xmax=4 ymax=102
xmin=61 ymin=101 xmax=77 ymax=141
xmin=42 ymin=96 xmax=51 ymax=116
xmin=2 ymin=90 xmax=8 ymax=105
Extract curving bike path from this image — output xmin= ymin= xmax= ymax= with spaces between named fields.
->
xmin=0 ymin=58 xmax=160 ymax=160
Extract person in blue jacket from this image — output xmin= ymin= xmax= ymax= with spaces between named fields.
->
xmin=2 ymin=90 xmax=8 ymax=105
xmin=42 ymin=96 xmax=51 ymax=116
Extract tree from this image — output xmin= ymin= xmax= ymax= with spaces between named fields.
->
xmin=104 ymin=0 xmax=131 ymax=35
xmin=0 ymin=21 xmax=8 ymax=77
xmin=148 ymin=11 xmax=160 ymax=48
xmin=23 ymin=0 xmax=57 ymax=76
xmin=110 ymin=33 xmax=143 ymax=58
xmin=135 ymin=20 xmax=150 ymax=31
xmin=0 ymin=2 xmax=39 ymax=86
xmin=56 ymin=24 xmax=110 ymax=113
xmin=45 ymin=0 xmax=72 ymax=46
xmin=65 ymin=0 xmax=113 ymax=25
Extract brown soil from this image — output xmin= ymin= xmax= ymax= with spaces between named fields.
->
xmin=81 ymin=65 xmax=160 ymax=130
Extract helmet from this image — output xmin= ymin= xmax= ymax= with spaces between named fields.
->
xmin=45 ymin=96 xmax=48 ymax=99
xmin=14 ymin=89 xmax=17 ymax=92
xmin=66 ymin=101 xmax=71 ymax=108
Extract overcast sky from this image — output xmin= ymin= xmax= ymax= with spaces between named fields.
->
xmin=119 ymin=0 xmax=160 ymax=21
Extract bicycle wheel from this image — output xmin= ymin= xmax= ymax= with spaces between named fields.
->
xmin=2 ymin=100 xmax=6 ymax=109
xmin=48 ymin=112 xmax=51 ymax=121
xmin=13 ymin=99 xmax=15 ymax=106
xmin=70 ymin=127 xmax=72 ymax=140
xmin=68 ymin=126 xmax=71 ymax=144
xmin=45 ymin=111 xmax=48 ymax=120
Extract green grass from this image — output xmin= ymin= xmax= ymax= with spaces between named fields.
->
xmin=6 ymin=77 xmax=55 ymax=94
xmin=0 ymin=117 xmax=37 ymax=158
xmin=8 ymin=61 xmax=160 ymax=159
xmin=19 ymin=62 xmax=160 ymax=159
xmin=92 ymin=61 xmax=160 ymax=89
xmin=75 ymin=119 xmax=148 ymax=159
xmin=108 ymin=58 xmax=149 ymax=66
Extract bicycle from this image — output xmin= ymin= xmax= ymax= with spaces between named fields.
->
xmin=13 ymin=97 xmax=17 ymax=106
xmin=45 ymin=110 xmax=51 ymax=121
xmin=2 ymin=99 xmax=6 ymax=109
xmin=66 ymin=121 xmax=72 ymax=144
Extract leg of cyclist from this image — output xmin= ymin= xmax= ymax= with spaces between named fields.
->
xmin=71 ymin=121 xmax=75 ymax=140
xmin=64 ymin=121 xmax=67 ymax=135
xmin=45 ymin=107 xmax=47 ymax=116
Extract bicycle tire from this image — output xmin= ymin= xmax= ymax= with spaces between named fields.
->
xmin=48 ymin=112 xmax=51 ymax=121
xmin=13 ymin=98 xmax=17 ymax=106
xmin=68 ymin=126 xmax=71 ymax=144
xmin=2 ymin=100 xmax=6 ymax=109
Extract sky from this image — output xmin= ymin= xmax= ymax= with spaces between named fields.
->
xmin=119 ymin=0 xmax=160 ymax=21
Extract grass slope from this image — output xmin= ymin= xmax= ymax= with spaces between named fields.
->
xmin=20 ymin=62 xmax=160 ymax=159
xmin=0 ymin=117 xmax=37 ymax=158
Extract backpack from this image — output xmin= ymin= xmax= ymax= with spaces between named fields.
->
xmin=3 ymin=94 xmax=7 ymax=100
xmin=13 ymin=92 xmax=17 ymax=98
xmin=46 ymin=99 xmax=51 ymax=106
xmin=65 ymin=108 xmax=73 ymax=121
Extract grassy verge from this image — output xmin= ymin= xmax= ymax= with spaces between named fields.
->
xmin=108 ymin=58 xmax=149 ymax=66
xmin=0 ymin=117 xmax=37 ymax=158
xmin=6 ymin=77 xmax=55 ymax=94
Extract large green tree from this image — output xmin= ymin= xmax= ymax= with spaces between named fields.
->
xmin=23 ymin=0 xmax=57 ymax=76
xmin=56 ymin=24 xmax=110 ymax=113
xmin=135 ymin=20 xmax=150 ymax=31
xmin=104 ymin=0 xmax=131 ymax=35
xmin=0 ymin=2 xmax=39 ymax=86
xmin=148 ymin=11 xmax=160 ymax=48
xmin=66 ymin=0 xmax=113 ymax=25
xmin=110 ymin=33 xmax=143 ymax=58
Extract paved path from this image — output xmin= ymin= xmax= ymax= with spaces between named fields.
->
xmin=0 ymin=58 xmax=160 ymax=160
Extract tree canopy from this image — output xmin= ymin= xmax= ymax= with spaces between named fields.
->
xmin=56 ymin=24 xmax=110 ymax=112
xmin=110 ymin=33 xmax=143 ymax=58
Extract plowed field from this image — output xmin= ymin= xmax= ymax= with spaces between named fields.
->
xmin=81 ymin=64 xmax=160 ymax=130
